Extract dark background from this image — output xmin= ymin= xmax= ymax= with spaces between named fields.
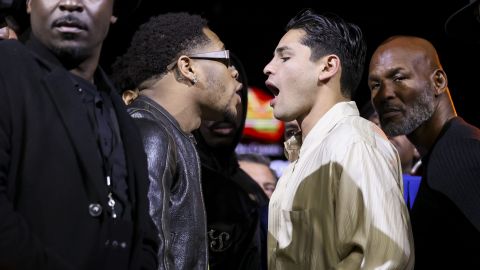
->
xmin=102 ymin=0 xmax=480 ymax=127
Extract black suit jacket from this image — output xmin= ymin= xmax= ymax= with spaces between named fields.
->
xmin=0 ymin=38 xmax=158 ymax=270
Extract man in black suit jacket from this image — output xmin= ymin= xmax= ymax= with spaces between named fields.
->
xmin=0 ymin=0 xmax=158 ymax=269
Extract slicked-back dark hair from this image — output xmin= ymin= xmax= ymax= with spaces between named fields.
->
xmin=111 ymin=12 xmax=209 ymax=92
xmin=286 ymin=9 xmax=366 ymax=98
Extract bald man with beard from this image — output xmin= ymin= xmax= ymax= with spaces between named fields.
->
xmin=368 ymin=35 xmax=480 ymax=269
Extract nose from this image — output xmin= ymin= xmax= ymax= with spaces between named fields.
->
xmin=228 ymin=67 xmax=242 ymax=92
xmin=59 ymin=0 xmax=84 ymax=12
xmin=372 ymin=82 xmax=396 ymax=103
xmin=372 ymin=82 xmax=397 ymax=113
xmin=263 ymin=59 xmax=274 ymax=75
xmin=230 ymin=66 xmax=239 ymax=80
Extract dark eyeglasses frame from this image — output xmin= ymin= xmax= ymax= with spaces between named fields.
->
xmin=167 ymin=49 xmax=230 ymax=70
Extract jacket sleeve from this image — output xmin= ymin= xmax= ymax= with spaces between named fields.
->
xmin=132 ymin=117 xmax=176 ymax=270
xmin=0 ymin=59 xmax=71 ymax=270
xmin=334 ymin=141 xmax=414 ymax=270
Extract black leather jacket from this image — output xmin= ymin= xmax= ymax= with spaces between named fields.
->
xmin=128 ymin=95 xmax=208 ymax=270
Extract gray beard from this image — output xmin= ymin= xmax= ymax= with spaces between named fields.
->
xmin=381 ymin=87 xmax=435 ymax=137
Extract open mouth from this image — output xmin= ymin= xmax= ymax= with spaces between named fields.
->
xmin=265 ymin=81 xmax=279 ymax=96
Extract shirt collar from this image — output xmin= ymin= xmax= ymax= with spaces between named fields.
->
xmin=299 ymin=101 xmax=359 ymax=158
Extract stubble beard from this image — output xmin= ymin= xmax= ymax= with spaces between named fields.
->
xmin=52 ymin=42 xmax=89 ymax=68
xmin=223 ymin=106 xmax=237 ymax=124
xmin=49 ymin=29 xmax=94 ymax=68
xmin=381 ymin=85 xmax=436 ymax=137
xmin=206 ymin=72 xmax=238 ymax=123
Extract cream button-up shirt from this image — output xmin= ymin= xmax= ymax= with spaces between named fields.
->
xmin=268 ymin=101 xmax=414 ymax=269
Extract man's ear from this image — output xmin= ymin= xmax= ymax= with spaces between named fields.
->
xmin=432 ymin=69 xmax=447 ymax=96
xmin=177 ymin=56 xmax=198 ymax=85
xmin=26 ymin=0 xmax=32 ymax=14
xmin=318 ymin=54 xmax=340 ymax=81
xmin=110 ymin=16 xmax=118 ymax=24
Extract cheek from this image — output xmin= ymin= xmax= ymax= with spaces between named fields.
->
xmin=96 ymin=18 xmax=113 ymax=38
xmin=403 ymin=90 xmax=421 ymax=104
xmin=372 ymin=94 xmax=381 ymax=107
xmin=236 ymin=100 xmax=243 ymax=112
xmin=92 ymin=4 xmax=115 ymax=29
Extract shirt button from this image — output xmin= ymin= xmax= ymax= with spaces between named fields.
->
xmin=88 ymin=203 xmax=102 ymax=217
xmin=120 ymin=242 xmax=127 ymax=249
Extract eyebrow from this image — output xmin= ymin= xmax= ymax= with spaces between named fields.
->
xmin=369 ymin=67 xmax=405 ymax=81
xmin=274 ymin=46 xmax=292 ymax=56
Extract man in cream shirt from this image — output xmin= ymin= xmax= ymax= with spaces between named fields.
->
xmin=263 ymin=9 xmax=414 ymax=269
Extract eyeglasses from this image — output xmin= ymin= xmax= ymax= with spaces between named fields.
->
xmin=189 ymin=49 xmax=230 ymax=67
xmin=167 ymin=49 xmax=230 ymax=70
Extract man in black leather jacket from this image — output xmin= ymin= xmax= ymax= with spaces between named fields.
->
xmin=193 ymin=54 xmax=269 ymax=270
xmin=111 ymin=13 xmax=242 ymax=270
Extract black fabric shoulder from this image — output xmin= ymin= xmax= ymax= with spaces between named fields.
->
xmin=427 ymin=117 xmax=480 ymax=230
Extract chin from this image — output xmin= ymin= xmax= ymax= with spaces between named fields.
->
xmin=207 ymin=138 xmax=233 ymax=149
xmin=52 ymin=44 xmax=89 ymax=66
xmin=273 ymin=111 xmax=289 ymax=122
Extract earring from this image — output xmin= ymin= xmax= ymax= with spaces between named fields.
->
xmin=192 ymin=75 xmax=198 ymax=85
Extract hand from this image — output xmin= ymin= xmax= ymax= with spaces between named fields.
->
xmin=0 ymin=26 xmax=18 ymax=40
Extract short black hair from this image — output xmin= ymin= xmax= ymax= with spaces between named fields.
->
xmin=286 ymin=9 xmax=366 ymax=98
xmin=111 ymin=12 xmax=209 ymax=92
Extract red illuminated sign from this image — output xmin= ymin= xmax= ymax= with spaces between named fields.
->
xmin=243 ymin=86 xmax=284 ymax=143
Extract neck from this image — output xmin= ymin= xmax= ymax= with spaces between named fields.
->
xmin=300 ymin=85 xmax=349 ymax=141
xmin=69 ymin=46 xmax=102 ymax=83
